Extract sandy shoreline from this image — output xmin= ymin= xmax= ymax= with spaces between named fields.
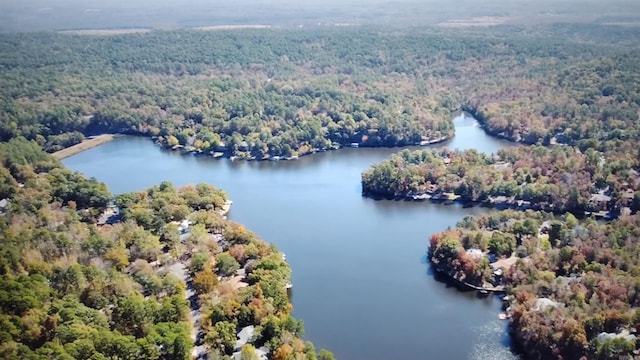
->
xmin=52 ymin=134 xmax=117 ymax=159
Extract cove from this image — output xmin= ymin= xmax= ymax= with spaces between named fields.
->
xmin=63 ymin=113 xmax=518 ymax=360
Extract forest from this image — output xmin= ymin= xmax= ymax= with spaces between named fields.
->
xmin=429 ymin=210 xmax=640 ymax=359
xmin=1 ymin=24 xmax=639 ymax=159
xmin=0 ymin=138 xmax=334 ymax=360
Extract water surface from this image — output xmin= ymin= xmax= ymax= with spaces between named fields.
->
xmin=64 ymin=114 xmax=518 ymax=360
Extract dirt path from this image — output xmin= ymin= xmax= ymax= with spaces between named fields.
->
xmin=52 ymin=134 xmax=117 ymax=159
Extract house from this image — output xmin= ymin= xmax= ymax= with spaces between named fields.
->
xmin=491 ymin=162 xmax=511 ymax=171
xmin=589 ymin=193 xmax=611 ymax=211
xmin=178 ymin=219 xmax=192 ymax=234
xmin=214 ymin=142 xmax=228 ymax=152
xmin=234 ymin=326 xmax=255 ymax=351
xmin=466 ymin=248 xmax=484 ymax=260
xmin=171 ymin=219 xmax=192 ymax=235
xmin=97 ymin=204 xmax=120 ymax=225
xmin=621 ymin=189 xmax=636 ymax=207
xmin=596 ymin=330 xmax=636 ymax=343
xmin=231 ymin=326 xmax=269 ymax=360
xmin=532 ymin=298 xmax=563 ymax=312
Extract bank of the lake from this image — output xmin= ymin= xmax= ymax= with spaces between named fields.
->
xmin=156 ymin=134 xmax=452 ymax=162
xmin=63 ymin=113 xmax=519 ymax=360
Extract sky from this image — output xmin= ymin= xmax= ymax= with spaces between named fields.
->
xmin=0 ymin=0 xmax=639 ymax=32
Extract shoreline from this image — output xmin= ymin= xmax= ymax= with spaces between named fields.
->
xmin=361 ymin=190 xmax=617 ymax=220
xmin=432 ymin=267 xmax=507 ymax=294
xmin=158 ymin=135 xmax=452 ymax=162
xmin=52 ymin=134 xmax=118 ymax=159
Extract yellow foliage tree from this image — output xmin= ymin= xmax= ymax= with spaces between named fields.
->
xmin=104 ymin=246 xmax=129 ymax=270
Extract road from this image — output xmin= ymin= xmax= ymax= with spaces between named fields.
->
xmin=167 ymin=261 xmax=208 ymax=359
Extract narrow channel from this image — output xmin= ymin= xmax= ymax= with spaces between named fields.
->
xmin=63 ymin=113 xmax=518 ymax=360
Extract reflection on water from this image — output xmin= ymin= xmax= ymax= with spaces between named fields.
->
xmin=470 ymin=320 xmax=521 ymax=360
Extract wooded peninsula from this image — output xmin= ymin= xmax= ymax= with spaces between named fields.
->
xmin=0 ymin=138 xmax=335 ymax=359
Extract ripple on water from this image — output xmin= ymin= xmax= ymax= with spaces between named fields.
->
xmin=469 ymin=320 xmax=520 ymax=360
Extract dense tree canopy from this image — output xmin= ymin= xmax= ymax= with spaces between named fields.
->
xmin=1 ymin=25 xmax=639 ymax=159
xmin=0 ymin=138 xmax=333 ymax=359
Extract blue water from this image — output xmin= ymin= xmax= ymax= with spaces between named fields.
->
xmin=64 ymin=114 xmax=518 ymax=360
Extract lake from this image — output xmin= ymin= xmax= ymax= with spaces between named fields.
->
xmin=63 ymin=113 xmax=519 ymax=360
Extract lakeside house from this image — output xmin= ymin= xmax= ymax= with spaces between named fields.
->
xmin=412 ymin=193 xmax=431 ymax=200
xmin=491 ymin=161 xmax=511 ymax=171
xmin=466 ymin=248 xmax=484 ymax=260
xmin=214 ymin=142 xmax=228 ymax=152
xmin=589 ymin=193 xmax=612 ymax=211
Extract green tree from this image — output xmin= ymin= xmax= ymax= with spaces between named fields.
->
xmin=112 ymin=294 xmax=150 ymax=338
xmin=240 ymin=344 xmax=259 ymax=360
xmin=318 ymin=349 xmax=336 ymax=360
xmin=207 ymin=321 xmax=236 ymax=355
xmin=488 ymin=232 xmax=515 ymax=257
xmin=216 ymin=253 xmax=240 ymax=277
